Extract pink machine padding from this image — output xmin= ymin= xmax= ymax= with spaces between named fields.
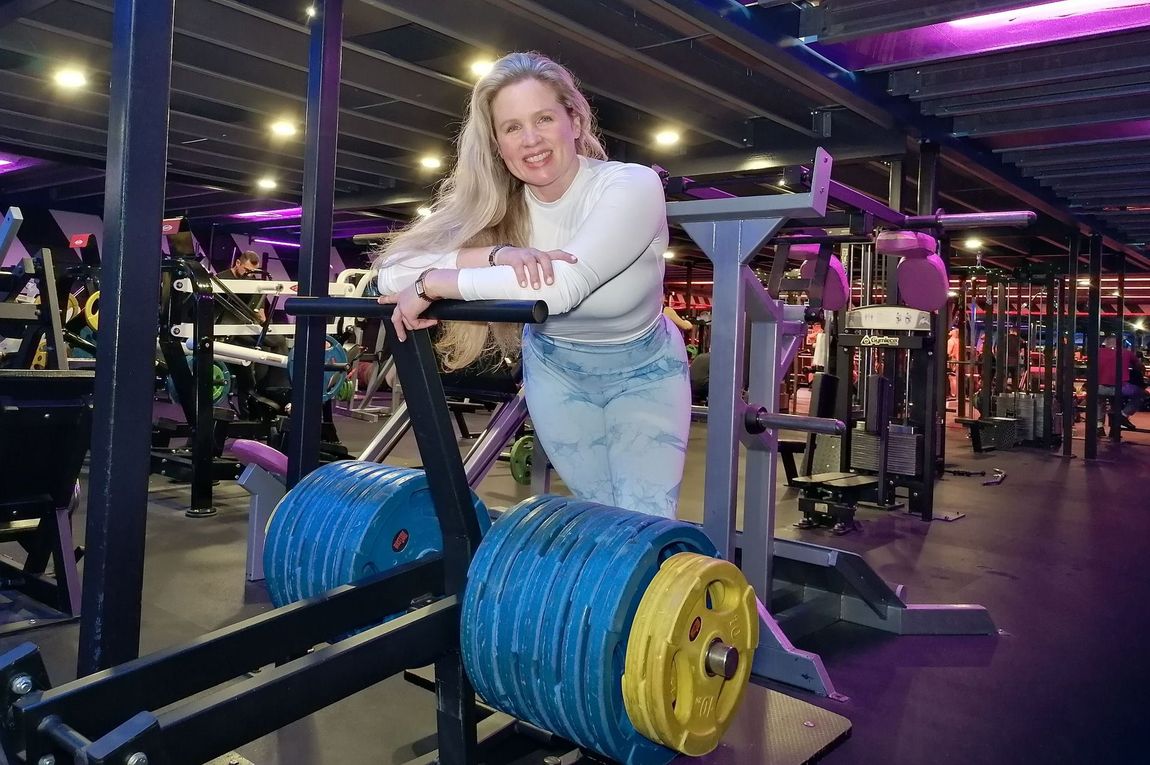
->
xmin=230 ymin=439 xmax=289 ymax=477
xmin=876 ymin=230 xmax=937 ymax=260
xmin=800 ymin=256 xmax=849 ymax=311
xmin=897 ymin=254 xmax=949 ymax=311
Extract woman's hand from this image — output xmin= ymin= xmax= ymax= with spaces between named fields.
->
xmin=494 ymin=247 xmax=577 ymax=289
xmin=377 ymin=283 xmax=437 ymax=342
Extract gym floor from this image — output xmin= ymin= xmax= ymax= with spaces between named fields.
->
xmin=3 ymin=411 xmax=1147 ymax=765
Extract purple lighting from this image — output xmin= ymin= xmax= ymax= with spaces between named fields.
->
xmin=252 ymin=237 xmax=301 ymax=248
xmin=231 ymin=206 xmax=303 ymax=221
xmin=951 ymin=0 xmax=1149 ymax=28
xmin=814 ymin=1 xmax=1150 ymax=71
xmin=0 ymin=151 xmax=40 ymax=176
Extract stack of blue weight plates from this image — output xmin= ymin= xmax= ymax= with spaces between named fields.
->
xmin=264 ymin=460 xmax=491 ymax=609
xmin=460 ymin=495 xmax=716 ymax=765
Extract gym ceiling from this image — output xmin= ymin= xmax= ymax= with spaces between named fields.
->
xmin=2 ymin=0 xmax=1150 ymax=284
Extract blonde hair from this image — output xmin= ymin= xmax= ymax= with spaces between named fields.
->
xmin=375 ymin=51 xmax=607 ymax=369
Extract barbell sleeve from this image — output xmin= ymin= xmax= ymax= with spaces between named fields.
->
xmin=283 ymin=296 xmax=549 ymax=325
xmin=744 ymin=406 xmax=846 ymax=436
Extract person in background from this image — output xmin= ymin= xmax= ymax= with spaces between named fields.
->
xmin=372 ymin=52 xmax=689 ymax=519
xmin=1098 ymin=335 xmax=1144 ymax=434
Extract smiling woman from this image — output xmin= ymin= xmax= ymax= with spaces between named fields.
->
xmin=372 ymin=51 xmax=690 ymax=520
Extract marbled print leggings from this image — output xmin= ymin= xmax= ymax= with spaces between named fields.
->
xmin=521 ymin=315 xmax=691 ymax=519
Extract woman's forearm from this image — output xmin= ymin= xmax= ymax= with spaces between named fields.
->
xmin=454 ymin=246 xmax=499 ymax=269
xmin=423 ymin=269 xmax=465 ymax=300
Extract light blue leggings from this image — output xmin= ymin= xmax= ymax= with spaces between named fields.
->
xmin=521 ymin=315 xmax=691 ymax=519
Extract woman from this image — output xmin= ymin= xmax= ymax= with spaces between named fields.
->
xmin=374 ymin=51 xmax=689 ymax=519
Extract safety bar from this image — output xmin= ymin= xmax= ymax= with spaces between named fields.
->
xmin=283 ymin=297 xmax=548 ymax=325
xmin=744 ymin=406 xmax=846 ymax=436
xmin=903 ymin=211 xmax=1036 ymax=230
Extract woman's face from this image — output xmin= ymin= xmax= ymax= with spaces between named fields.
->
xmin=491 ymin=78 xmax=582 ymax=203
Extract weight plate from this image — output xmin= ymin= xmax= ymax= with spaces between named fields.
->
xmin=568 ymin=516 xmax=715 ymax=765
xmin=465 ymin=495 xmax=571 ymax=714
xmin=288 ymin=334 xmax=349 ymax=402
xmin=509 ymin=435 xmax=533 ymax=485
xmin=623 ymin=554 xmax=758 ymax=756
xmin=84 ymin=290 xmax=100 ymax=331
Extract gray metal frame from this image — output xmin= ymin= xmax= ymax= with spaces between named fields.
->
xmin=668 ymin=149 xmax=995 ymax=698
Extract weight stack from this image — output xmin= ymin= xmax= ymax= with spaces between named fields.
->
xmin=850 ymin=428 xmax=922 ymax=476
xmin=995 ymin=394 xmax=1028 ymax=443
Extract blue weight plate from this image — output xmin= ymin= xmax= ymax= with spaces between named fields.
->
xmin=462 ymin=495 xmax=571 ymax=716
xmin=346 ymin=472 xmax=491 ymax=586
xmin=325 ymin=466 xmax=418 ymax=593
xmin=310 ymin=464 xmax=411 ymax=595
xmin=470 ymin=496 xmax=571 ymax=717
xmin=289 ymin=461 xmax=382 ymax=603
xmin=527 ymin=503 xmax=639 ymax=745
xmin=265 ymin=465 xmax=334 ymax=607
xmin=283 ymin=461 xmax=382 ymax=604
xmin=554 ymin=505 xmax=657 ymax=754
xmin=580 ymin=519 xmax=715 ymax=764
xmin=499 ymin=500 xmax=599 ymax=730
xmin=308 ymin=465 xmax=411 ymax=598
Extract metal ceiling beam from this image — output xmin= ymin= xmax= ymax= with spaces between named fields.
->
xmin=361 ymin=0 xmax=751 ymax=148
xmin=500 ymin=0 xmax=817 ymax=136
xmin=921 ymin=71 xmax=1150 ymax=118
xmin=889 ymin=30 xmax=1150 ymax=101
xmin=7 ymin=14 xmax=449 ymax=158
xmin=1047 ymin=179 xmax=1150 ymax=194
xmin=1026 ymin=163 xmax=1150 ymax=181
xmin=952 ymin=95 xmax=1150 ymax=138
xmin=799 ymin=0 xmax=1032 ymax=44
xmin=0 ymin=0 xmax=58 ymax=28
xmin=1002 ymin=140 xmax=1150 ymax=168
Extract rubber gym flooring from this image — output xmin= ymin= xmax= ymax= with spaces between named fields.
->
xmin=2 ymin=409 xmax=1147 ymax=764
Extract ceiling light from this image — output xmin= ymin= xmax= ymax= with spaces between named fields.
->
xmin=951 ymin=0 xmax=1145 ymax=29
xmin=947 ymin=290 xmax=959 ymax=298
xmin=1077 ymin=278 xmax=1091 ymax=287
xmin=270 ymin=120 xmax=297 ymax=137
xmin=654 ymin=130 xmax=680 ymax=147
xmin=1112 ymin=290 xmax=1122 ymax=297
xmin=963 ymin=237 xmax=983 ymax=250
xmin=0 ymin=160 xmax=11 ymax=167
xmin=663 ymin=250 xmax=675 ymax=259
xmin=419 ymin=156 xmax=442 ymax=170
xmin=417 ymin=206 xmax=432 ymax=217
xmin=53 ymin=68 xmax=87 ymax=89
xmin=470 ymin=59 xmax=495 ymax=77
xmin=257 ymin=177 xmax=277 ymax=190
xmin=305 ymin=6 xmax=316 ymax=18
xmin=1133 ymin=320 xmax=1146 ymax=331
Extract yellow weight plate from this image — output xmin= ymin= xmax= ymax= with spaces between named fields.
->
xmin=31 ymin=339 xmax=49 ymax=370
xmin=622 ymin=552 xmax=758 ymax=756
xmin=84 ymin=291 xmax=100 ymax=331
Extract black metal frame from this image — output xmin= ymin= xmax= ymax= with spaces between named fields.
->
xmin=1084 ymin=235 xmax=1103 ymax=459
xmin=0 ymin=248 xmax=69 ymax=371
xmin=0 ymin=296 xmax=546 ymax=765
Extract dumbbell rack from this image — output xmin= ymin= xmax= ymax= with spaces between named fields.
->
xmin=667 ymin=149 xmax=996 ymax=700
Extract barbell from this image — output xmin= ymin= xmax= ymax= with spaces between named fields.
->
xmin=263 ymin=464 xmax=757 ymax=763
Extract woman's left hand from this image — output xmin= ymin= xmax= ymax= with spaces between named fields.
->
xmin=377 ymin=284 xmax=437 ymax=342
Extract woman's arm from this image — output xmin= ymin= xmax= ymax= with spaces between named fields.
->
xmin=456 ymin=165 xmax=667 ymax=311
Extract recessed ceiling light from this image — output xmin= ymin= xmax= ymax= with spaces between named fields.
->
xmin=257 ymin=177 xmax=277 ymax=190
xmin=963 ymin=237 xmax=983 ymax=250
xmin=305 ymin=6 xmax=316 ymax=18
xmin=663 ymin=250 xmax=675 ymax=259
xmin=270 ymin=120 xmax=297 ymax=137
xmin=470 ymin=59 xmax=495 ymax=77
xmin=417 ymin=206 xmax=432 ymax=217
xmin=654 ymin=130 xmax=680 ymax=147
xmin=53 ymin=68 xmax=87 ymax=89
xmin=947 ymin=290 xmax=959 ymax=298
xmin=420 ymin=156 xmax=442 ymax=170
xmin=1077 ymin=278 xmax=1091 ymax=286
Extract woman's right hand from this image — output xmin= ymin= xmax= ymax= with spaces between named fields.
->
xmin=495 ymin=247 xmax=578 ymax=289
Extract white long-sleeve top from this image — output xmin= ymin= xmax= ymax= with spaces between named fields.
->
xmin=376 ymin=156 xmax=669 ymax=343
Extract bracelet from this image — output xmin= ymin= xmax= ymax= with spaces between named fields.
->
xmin=489 ymin=243 xmax=513 ymax=267
xmin=414 ymin=268 xmax=436 ymax=301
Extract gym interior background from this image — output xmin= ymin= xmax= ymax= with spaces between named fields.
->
xmin=1 ymin=1 xmax=1149 ymax=764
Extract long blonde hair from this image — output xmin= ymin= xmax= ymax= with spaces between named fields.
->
xmin=375 ymin=51 xmax=608 ymax=369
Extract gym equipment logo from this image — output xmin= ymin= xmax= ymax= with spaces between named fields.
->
xmin=860 ymin=335 xmax=899 ymax=347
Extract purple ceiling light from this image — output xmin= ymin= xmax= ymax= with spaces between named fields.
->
xmin=814 ymin=1 xmax=1150 ymax=72
xmin=252 ymin=237 xmax=301 ymax=248
xmin=230 ymin=206 xmax=303 ymax=221
xmin=0 ymin=151 xmax=42 ymax=176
